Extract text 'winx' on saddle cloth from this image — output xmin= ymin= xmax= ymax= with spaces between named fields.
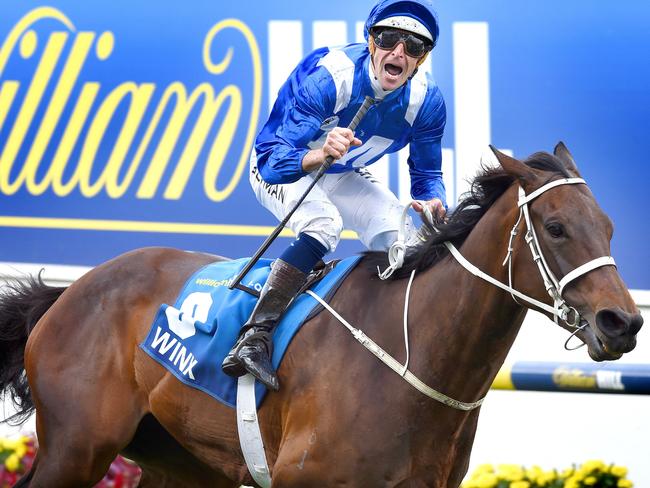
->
xmin=140 ymin=256 xmax=360 ymax=408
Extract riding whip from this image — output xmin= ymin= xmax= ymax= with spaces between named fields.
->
xmin=229 ymin=95 xmax=377 ymax=291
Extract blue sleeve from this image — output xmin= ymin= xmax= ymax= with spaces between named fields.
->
xmin=408 ymin=87 xmax=447 ymax=206
xmin=255 ymin=70 xmax=334 ymax=185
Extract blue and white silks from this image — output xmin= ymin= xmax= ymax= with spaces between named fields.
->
xmin=255 ymin=42 xmax=447 ymax=205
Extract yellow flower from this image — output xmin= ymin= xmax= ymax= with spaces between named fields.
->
xmin=611 ymin=465 xmax=628 ymax=478
xmin=475 ymin=464 xmax=495 ymax=474
xmin=585 ymin=476 xmax=598 ymax=486
xmin=474 ymin=473 xmax=498 ymax=488
xmin=496 ymin=464 xmax=524 ymax=481
xmin=534 ymin=471 xmax=556 ymax=487
xmin=526 ymin=465 xmax=543 ymax=482
xmin=2 ymin=438 xmax=19 ymax=451
xmin=565 ymin=476 xmax=581 ymax=488
xmin=511 ymin=482 xmax=530 ymax=488
xmin=561 ymin=467 xmax=575 ymax=478
xmin=4 ymin=452 xmax=21 ymax=472
xmin=582 ymin=460 xmax=606 ymax=472
xmin=617 ymin=480 xmax=633 ymax=488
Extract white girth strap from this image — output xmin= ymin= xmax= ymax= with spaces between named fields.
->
xmin=236 ymin=374 xmax=272 ymax=488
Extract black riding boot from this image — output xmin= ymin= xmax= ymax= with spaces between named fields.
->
xmin=221 ymin=259 xmax=307 ymax=390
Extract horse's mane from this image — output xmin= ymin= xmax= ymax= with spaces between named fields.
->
xmin=362 ymin=151 xmax=572 ymax=279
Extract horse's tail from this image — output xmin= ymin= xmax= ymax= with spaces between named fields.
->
xmin=0 ymin=273 xmax=66 ymax=424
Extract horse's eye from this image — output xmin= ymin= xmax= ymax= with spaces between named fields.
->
xmin=545 ymin=222 xmax=565 ymax=238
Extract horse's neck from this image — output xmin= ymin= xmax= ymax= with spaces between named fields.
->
xmin=407 ymin=185 xmax=527 ymax=403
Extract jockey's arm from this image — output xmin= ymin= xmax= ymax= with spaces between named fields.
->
xmin=408 ymin=87 xmax=447 ymax=219
xmin=255 ymin=75 xmax=337 ymax=185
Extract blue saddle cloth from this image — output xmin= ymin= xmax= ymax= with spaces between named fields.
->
xmin=140 ymin=256 xmax=361 ymax=408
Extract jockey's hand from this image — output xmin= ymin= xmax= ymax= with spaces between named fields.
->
xmin=322 ymin=127 xmax=362 ymax=161
xmin=412 ymin=198 xmax=446 ymax=222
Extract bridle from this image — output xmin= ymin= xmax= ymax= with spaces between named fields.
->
xmin=501 ymin=177 xmax=616 ymax=328
xmin=443 ymin=177 xmax=616 ymax=343
xmin=309 ymin=176 xmax=618 ymax=411
xmin=382 ymin=176 xmax=617 ymax=338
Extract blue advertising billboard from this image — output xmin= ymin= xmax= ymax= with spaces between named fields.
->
xmin=1 ymin=1 xmax=648 ymax=290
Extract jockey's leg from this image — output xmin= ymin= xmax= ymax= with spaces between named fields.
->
xmin=224 ymin=159 xmax=340 ymax=389
xmin=328 ymin=168 xmax=421 ymax=252
xmin=221 ymin=236 xmax=325 ymax=389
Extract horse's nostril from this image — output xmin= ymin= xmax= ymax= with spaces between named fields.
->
xmin=595 ymin=309 xmax=629 ymax=337
xmin=629 ymin=314 xmax=644 ymax=335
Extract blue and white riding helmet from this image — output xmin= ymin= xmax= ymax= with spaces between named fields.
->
xmin=364 ymin=0 xmax=440 ymax=48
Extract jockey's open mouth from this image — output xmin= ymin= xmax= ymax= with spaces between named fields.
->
xmin=384 ymin=62 xmax=403 ymax=77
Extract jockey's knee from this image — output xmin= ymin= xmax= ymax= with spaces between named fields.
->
xmin=303 ymin=217 xmax=342 ymax=252
xmin=292 ymin=201 xmax=342 ymax=252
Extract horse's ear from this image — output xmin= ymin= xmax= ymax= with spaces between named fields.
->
xmin=553 ymin=141 xmax=581 ymax=175
xmin=489 ymin=145 xmax=540 ymax=188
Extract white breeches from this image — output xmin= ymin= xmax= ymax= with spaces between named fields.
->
xmin=249 ymin=153 xmax=415 ymax=252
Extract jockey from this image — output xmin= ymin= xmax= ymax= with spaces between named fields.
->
xmin=222 ymin=0 xmax=447 ymax=390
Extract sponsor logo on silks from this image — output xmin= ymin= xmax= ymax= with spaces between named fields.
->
xmin=194 ymin=278 xmax=230 ymax=288
xmin=251 ymin=164 xmax=286 ymax=203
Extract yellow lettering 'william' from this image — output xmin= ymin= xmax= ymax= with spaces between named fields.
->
xmin=0 ymin=7 xmax=262 ymax=201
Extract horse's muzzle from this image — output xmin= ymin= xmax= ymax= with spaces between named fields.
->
xmin=591 ymin=307 xmax=644 ymax=357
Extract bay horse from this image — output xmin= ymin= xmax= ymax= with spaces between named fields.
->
xmin=0 ymin=144 xmax=642 ymax=487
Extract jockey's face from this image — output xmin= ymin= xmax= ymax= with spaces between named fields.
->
xmin=370 ymin=28 xmax=427 ymax=90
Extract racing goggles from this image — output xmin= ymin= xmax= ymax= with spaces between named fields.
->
xmin=371 ymin=27 xmax=433 ymax=57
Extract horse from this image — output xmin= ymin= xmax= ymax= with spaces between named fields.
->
xmin=0 ymin=143 xmax=642 ymax=487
